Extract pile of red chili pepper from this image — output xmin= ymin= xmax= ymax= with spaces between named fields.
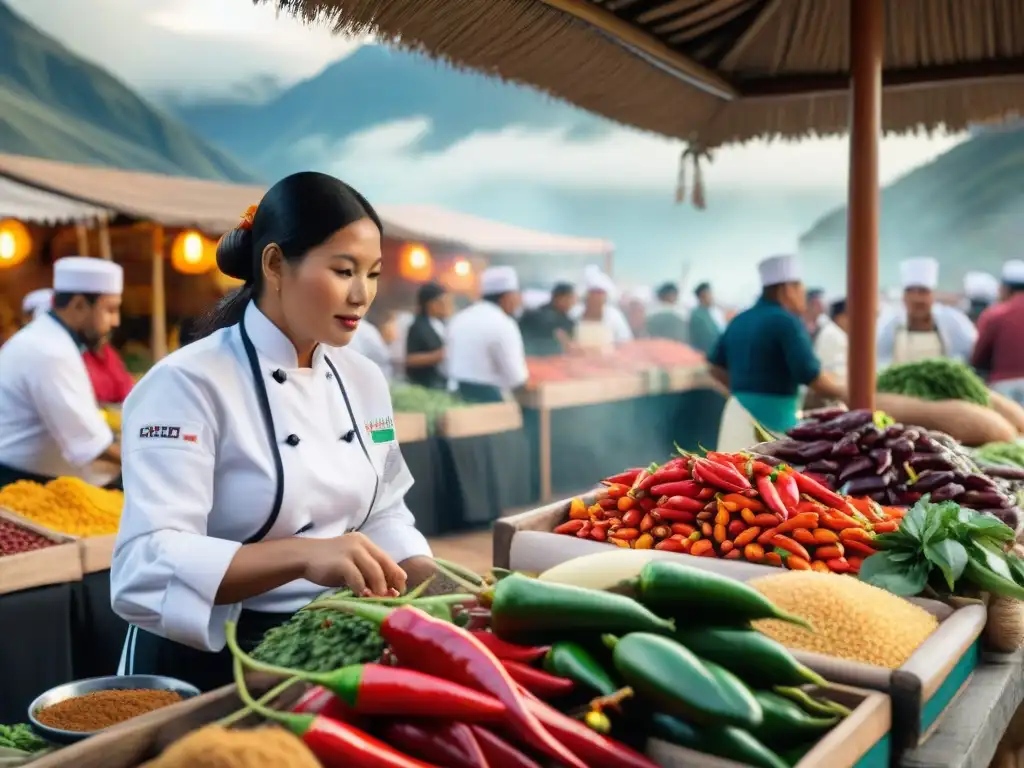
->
xmin=553 ymin=451 xmax=906 ymax=574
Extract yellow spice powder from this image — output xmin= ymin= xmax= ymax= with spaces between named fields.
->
xmin=143 ymin=726 xmax=321 ymax=768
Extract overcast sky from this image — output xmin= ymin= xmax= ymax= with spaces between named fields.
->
xmin=9 ymin=0 xmax=968 ymax=196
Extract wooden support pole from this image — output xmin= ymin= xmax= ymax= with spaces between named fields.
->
xmin=846 ymin=0 xmax=883 ymax=410
xmin=151 ymin=225 xmax=168 ymax=362
xmin=74 ymin=222 xmax=89 ymax=256
xmin=97 ymin=215 xmax=113 ymax=260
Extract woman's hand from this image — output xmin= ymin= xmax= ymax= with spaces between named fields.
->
xmin=303 ymin=533 xmax=408 ymax=597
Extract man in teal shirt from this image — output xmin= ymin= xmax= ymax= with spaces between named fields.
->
xmin=688 ymin=282 xmax=724 ymax=355
xmin=708 ymin=255 xmax=845 ymax=433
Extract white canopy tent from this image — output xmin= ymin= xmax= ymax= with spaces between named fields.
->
xmin=0 ymin=174 xmax=111 ymax=224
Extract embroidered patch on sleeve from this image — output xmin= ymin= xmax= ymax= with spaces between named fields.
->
xmin=364 ymin=416 xmax=396 ymax=444
xmin=130 ymin=423 xmax=203 ymax=452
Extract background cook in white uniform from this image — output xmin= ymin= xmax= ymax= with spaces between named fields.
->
xmin=110 ymin=173 xmax=434 ymax=684
xmin=0 ymin=259 xmax=122 ymax=486
xmin=21 ymin=288 xmax=53 ymax=324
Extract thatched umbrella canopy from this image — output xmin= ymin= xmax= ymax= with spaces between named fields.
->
xmin=264 ymin=0 xmax=1024 ymax=408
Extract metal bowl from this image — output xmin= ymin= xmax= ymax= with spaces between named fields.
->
xmin=28 ymin=674 xmax=200 ymax=745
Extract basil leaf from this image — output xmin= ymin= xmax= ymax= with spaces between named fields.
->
xmin=859 ymin=552 xmax=929 ymax=596
xmin=924 ymin=539 xmax=967 ymax=590
xmin=902 ymin=501 xmax=928 ymax=541
xmin=965 ymin=515 xmax=1015 ymax=542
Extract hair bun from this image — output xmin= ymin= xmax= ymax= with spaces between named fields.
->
xmin=216 ymin=227 xmax=254 ymax=282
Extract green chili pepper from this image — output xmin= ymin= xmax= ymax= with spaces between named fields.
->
xmin=749 ymin=692 xmax=838 ymax=748
xmin=774 ymin=687 xmax=852 ymax=718
xmin=626 ymin=561 xmax=812 ymax=628
xmin=543 ymin=642 xmax=618 ymax=697
xmin=674 ymin=627 xmax=826 ymax=688
xmin=650 ymin=713 xmax=788 ymax=768
xmin=604 ymin=633 xmax=760 ymax=728
xmin=965 ymin=556 xmax=1024 ymax=600
xmin=488 ymin=574 xmax=674 ymax=642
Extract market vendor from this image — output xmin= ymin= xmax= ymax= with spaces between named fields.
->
xmin=708 ymin=255 xmax=845 ymax=433
xmin=0 ymin=258 xmax=123 ymax=486
xmin=111 ymin=172 xmax=438 ymax=691
xmin=686 ymin=282 xmax=725 ymax=354
xmin=876 ymin=257 xmax=977 ymax=367
xmin=83 ymin=334 xmax=135 ymax=405
xmin=972 ymin=260 xmax=1024 ymax=406
xmin=20 ymin=288 xmax=53 ymax=326
xmin=570 ymin=267 xmax=633 ymax=345
xmin=405 ymin=281 xmax=451 ymax=388
xmin=646 ymin=282 xmax=688 ymax=343
xmin=964 ymin=271 xmax=1000 ymax=325
xmin=446 ymin=265 xmax=529 ymax=403
xmin=519 ymin=282 xmax=577 ymax=357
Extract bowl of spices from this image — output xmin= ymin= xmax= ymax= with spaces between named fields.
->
xmin=29 ymin=675 xmax=199 ymax=744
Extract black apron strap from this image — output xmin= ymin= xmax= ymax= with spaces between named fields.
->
xmin=457 ymin=381 xmax=505 ymax=404
xmin=123 ymin=610 xmax=290 ymax=692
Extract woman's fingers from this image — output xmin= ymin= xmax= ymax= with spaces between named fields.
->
xmin=335 ymin=558 xmax=367 ymax=597
xmin=359 ymin=536 xmax=409 ymax=593
xmin=352 ymin=546 xmax=389 ymax=597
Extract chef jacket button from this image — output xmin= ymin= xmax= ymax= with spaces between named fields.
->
xmin=326 ymin=371 xmax=334 ymax=381
xmin=285 ymin=434 xmax=300 ymax=446
xmin=272 ymin=369 xmax=288 ymax=384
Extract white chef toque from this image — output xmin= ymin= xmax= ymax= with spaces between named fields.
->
xmin=1002 ymin=260 xmax=1024 ymax=286
xmin=900 ymin=257 xmax=939 ymax=290
xmin=480 ymin=265 xmax=519 ymax=295
xmin=758 ymin=255 xmax=802 ymax=288
xmin=963 ymin=272 xmax=999 ymax=301
xmin=53 ymin=257 xmax=124 ymax=295
xmin=583 ymin=267 xmax=618 ymax=300
xmin=21 ymin=288 xmax=54 ymax=319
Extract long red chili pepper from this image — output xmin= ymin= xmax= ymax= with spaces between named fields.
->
xmin=231 ymin=639 xmax=506 ymax=722
xmin=693 ymin=459 xmax=751 ymax=493
xmin=501 ymin=659 xmax=575 ymax=698
xmin=774 ymin=471 xmax=800 ymax=511
xmin=469 ymin=725 xmax=542 ymax=768
xmin=292 ymin=685 xmax=352 ymax=720
xmin=659 ymin=493 xmax=704 ymax=511
xmin=380 ymin=721 xmax=490 ymax=768
xmin=602 ymin=468 xmax=642 ymax=486
xmin=649 ymin=480 xmax=703 ymax=497
xmin=470 ymin=631 xmax=549 ymax=663
xmin=331 ymin=603 xmax=587 ymax=768
xmin=228 ymin=643 xmax=437 ymax=768
xmin=637 ymin=467 xmax=689 ymax=492
xmin=791 ymin=470 xmax=850 ymax=510
xmin=756 ymin=475 xmax=790 ymax=521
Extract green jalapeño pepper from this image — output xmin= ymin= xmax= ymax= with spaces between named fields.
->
xmin=543 ymin=641 xmax=618 ymax=697
xmin=673 ymin=627 xmax=826 ymax=688
xmin=750 ymin=692 xmax=838 ymax=748
xmin=605 ymin=633 xmax=761 ymax=728
xmin=650 ymin=714 xmax=788 ymax=768
xmin=488 ymin=574 xmax=674 ymax=643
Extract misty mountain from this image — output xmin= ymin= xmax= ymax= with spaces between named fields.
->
xmin=0 ymin=1 xmax=256 ymax=182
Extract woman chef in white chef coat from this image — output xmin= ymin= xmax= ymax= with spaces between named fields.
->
xmin=111 ymin=172 xmax=439 ymax=691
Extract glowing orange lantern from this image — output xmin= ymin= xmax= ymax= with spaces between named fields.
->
xmin=0 ymin=219 xmax=32 ymax=269
xmin=399 ymin=242 xmax=433 ymax=282
xmin=171 ymin=230 xmax=216 ymax=275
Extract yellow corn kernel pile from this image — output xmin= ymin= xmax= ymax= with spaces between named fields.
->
xmin=0 ymin=478 xmax=123 ymax=537
xmin=750 ymin=571 xmax=938 ymax=669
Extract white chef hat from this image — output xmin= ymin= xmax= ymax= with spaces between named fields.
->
xmin=21 ymin=288 xmax=53 ymax=319
xmin=583 ymin=267 xmax=618 ymax=300
xmin=480 ymin=265 xmax=519 ymax=295
xmin=53 ymin=257 xmax=123 ymax=295
xmin=963 ymin=271 xmax=1000 ymax=301
xmin=900 ymin=257 xmax=939 ymax=290
xmin=758 ymin=255 xmax=802 ymax=288
xmin=1002 ymin=260 xmax=1024 ymax=286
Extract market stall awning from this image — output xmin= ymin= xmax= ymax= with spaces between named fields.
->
xmin=377 ymin=204 xmax=612 ymax=255
xmin=268 ymin=0 xmax=1024 ymax=147
xmin=0 ymin=174 xmax=111 ymax=224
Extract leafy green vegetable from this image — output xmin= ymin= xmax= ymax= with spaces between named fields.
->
xmin=0 ymin=724 xmax=48 ymax=753
xmin=390 ymin=383 xmax=465 ymax=433
xmin=975 ymin=442 xmax=1024 ymax=469
xmin=859 ymin=496 xmax=1024 ymax=600
xmin=876 ymin=358 xmax=990 ymax=406
xmin=251 ymin=606 xmax=385 ymax=673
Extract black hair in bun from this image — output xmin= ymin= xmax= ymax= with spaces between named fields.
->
xmin=216 ymin=226 xmax=256 ymax=282
xmin=195 ymin=172 xmax=382 ymax=339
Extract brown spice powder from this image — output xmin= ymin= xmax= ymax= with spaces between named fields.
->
xmin=35 ymin=688 xmax=183 ymax=731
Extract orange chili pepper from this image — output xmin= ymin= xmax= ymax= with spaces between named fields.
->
xmin=614 ymin=528 xmax=640 ymax=541
xmin=751 ymin=513 xmax=783 ymax=528
xmin=606 ymin=517 xmax=622 ymax=527
xmin=810 ymin=561 xmax=831 ymax=573
xmin=839 ymin=527 xmax=874 ymax=543
xmin=724 ymin=549 xmax=742 ymax=559
xmin=598 ymin=498 xmax=617 ymax=510
xmin=609 ymin=537 xmax=630 ymax=548
xmin=727 ymin=520 xmax=747 ymax=537
xmin=640 ymin=513 xmax=655 ymax=532
xmin=696 ymin=510 xmax=715 ymax=523
xmin=651 ymin=525 xmax=670 ymax=539
xmin=757 ymin=526 xmax=780 ymax=545
xmin=606 ymin=484 xmax=628 ymax=499
xmin=820 ymin=513 xmax=861 ymax=531
xmin=713 ymin=524 xmax=728 ymax=543
xmin=814 ymin=544 xmax=845 ymax=561
xmin=720 ymin=540 xmax=734 ymax=554
xmin=775 ymin=512 xmax=819 ymax=534
xmin=842 ymin=539 xmax=878 ymax=557
xmin=733 ymin=526 xmax=761 ymax=547
xmin=671 ymin=522 xmax=695 ymax=537
xmin=743 ymin=542 xmax=765 ymax=562
xmin=721 ymin=494 xmax=765 ymax=512
xmin=554 ymin=519 xmax=585 ymax=534
xmin=690 ymin=539 xmax=714 ymax=557
xmin=634 ymin=533 xmax=654 ymax=550
xmin=792 ymin=528 xmax=817 ymax=546
xmin=568 ymin=499 xmax=590 ymax=520
xmin=786 ymin=555 xmax=812 ymax=571
xmin=714 ymin=503 xmax=731 ymax=527
xmin=813 ymin=528 xmax=840 ymax=545
xmin=617 ymin=496 xmax=637 ymax=513
xmin=654 ymin=537 xmax=687 ymax=552
xmin=621 ymin=509 xmax=643 ymax=527
xmin=764 ymin=551 xmax=783 ymax=566
xmin=826 ymin=558 xmax=852 ymax=574
xmin=872 ymin=519 xmax=899 ymax=533
xmin=701 ymin=522 xmax=713 ymax=538
xmin=772 ymin=535 xmax=810 ymax=561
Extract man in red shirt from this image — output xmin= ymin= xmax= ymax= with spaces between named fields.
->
xmin=972 ymin=260 xmax=1024 ymax=406
xmin=83 ymin=339 xmax=134 ymax=405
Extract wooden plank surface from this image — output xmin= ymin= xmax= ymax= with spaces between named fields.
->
xmin=900 ymin=651 xmax=1024 ymax=768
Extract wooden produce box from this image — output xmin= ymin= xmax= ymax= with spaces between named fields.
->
xmin=436 ymin=401 xmax=523 ymax=439
xmin=0 ymin=506 xmax=117 ymax=575
xmin=0 ymin=507 xmax=82 ymax=595
xmin=394 ymin=411 xmax=428 ymax=443
xmin=647 ymin=684 xmax=891 ymax=768
xmin=494 ymin=496 xmax=986 ymax=760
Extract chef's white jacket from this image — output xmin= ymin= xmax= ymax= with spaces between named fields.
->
xmin=348 ymin=321 xmax=394 ymax=379
xmin=110 ymin=302 xmax=431 ymax=653
xmin=569 ymin=303 xmax=634 ymax=343
xmin=445 ymin=301 xmax=529 ymax=391
xmin=0 ymin=314 xmax=113 ymax=478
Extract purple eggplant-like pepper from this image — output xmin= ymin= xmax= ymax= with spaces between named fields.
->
xmin=910 ymin=453 xmax=957 ymax=472
xmin=859 ymin=426 xmax=885 ymax=449
xmin=930 ymin=482 xmax=966 ymax=502
xmin=844 ymin=470 xmax=897 ymax=497
xmin=913 ymin=434 xmax=943 ymax=453
xmin=788 ymin=422 xmax=847 ymax=440
xmin=959 ymin=490 xmax=1013 ymax=509
xmin=886 ymin=438 xmax=915 ymax=464
xmin=838 ymin=456 xmax=875 ymax=484
xmin=803 ymin=406 xmax=849 ymax=422
xmin=831 ymin=432 xmax=862 ymax=458
xmin=820 ymin=409 xmax=874 ymax=432
xmin=961 ymin=473 xmax=999 ymax=492
xmin=806 ymin=459 xmax=841 ymax=474
xmin=912 ymin=470 xmax=956 ymax=493
xmin=869 ymin=448 xmax=893 ymax=475
xmin=982 ymin=465 xmax=1024 ymax=481
xmin=794 ymin=440 xmax=838 ymax=462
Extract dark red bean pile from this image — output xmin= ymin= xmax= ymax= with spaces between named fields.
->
xmin=0 ymin=520 xmax=56 ymax=556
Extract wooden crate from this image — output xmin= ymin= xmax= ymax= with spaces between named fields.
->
xmin=0 ymin=507 xmax=82 ymax=595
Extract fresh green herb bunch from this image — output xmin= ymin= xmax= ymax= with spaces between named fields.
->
xmin=389 ymin=383 xmax=465 ymax=433
xmin=860 ymin=497 xmax=1024 ymax=599
xmin=876 ymin=358 xmax=990 ymax=406
xmin=975 ymin=442 xmax=1024 ymax=469
xmin=251 ymin=607 xmax=386 ymax=673
xmin=0 ymin=723 xmax=49 ymax=753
